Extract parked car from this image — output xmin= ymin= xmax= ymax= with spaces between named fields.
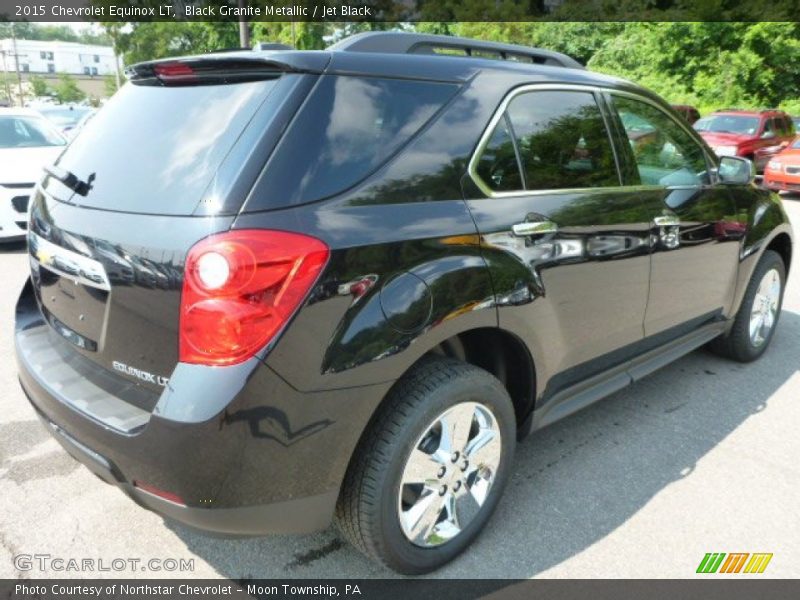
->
xmin=0 ymin=108 xmax=66 ymax=242
xmin=37 ymin=105 xmax=94 ymax=138
xmin=764 ymin=136 xmax=800 ymax=193
xmin=68 ymin=109 xmax=97 ymax=140
xmin=15 ymin=32 xmax=793 ymax=574
xmin=672 ymin=104 xmax=700 ymax=125
xmin=693 ymin=109 xmax=795 ymax=172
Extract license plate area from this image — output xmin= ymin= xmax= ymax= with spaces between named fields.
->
xmin=39 ymin=271 xmax=107 ymax=348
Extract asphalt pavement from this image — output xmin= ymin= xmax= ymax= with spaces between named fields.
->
xmin=1 ymin=196 xmax=798 ymax=579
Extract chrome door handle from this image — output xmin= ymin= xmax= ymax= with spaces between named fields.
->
xmin=512 ymin=221 xmax=558 ymax=236
xmin=653 ymin=215 xmax=680 ymax=227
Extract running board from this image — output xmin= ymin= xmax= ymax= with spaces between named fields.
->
xmin=529 ymin=322 xmax=726 ymax=431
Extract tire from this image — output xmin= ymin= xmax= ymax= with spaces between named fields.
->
xmin=335 ymin=356 xmax=516 ymax=574
xmin=711 ymin=249 xmax=786 ymax=362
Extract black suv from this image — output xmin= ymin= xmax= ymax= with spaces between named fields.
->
xmin=15 ymin=32 xmax=793 ymax=574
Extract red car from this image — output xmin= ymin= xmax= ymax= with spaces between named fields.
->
xmin=672 ymin=104 xmax=700 ymax=125
xmin=694 ymin=109 xmax=795 ymax=172
xmin=763 ymin=136 xmax=800 ymax=193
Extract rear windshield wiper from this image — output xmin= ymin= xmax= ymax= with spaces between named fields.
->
xmin=44 ymin=165 xmax=95 ymax=196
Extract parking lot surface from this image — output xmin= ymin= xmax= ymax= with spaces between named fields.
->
xmin=1 ymin=197 xmax=798 ymax=579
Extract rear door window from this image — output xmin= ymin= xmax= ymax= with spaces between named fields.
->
xmin=508 ymin=91 xmax=619 ymax=190
xmin=246 ymin=75 xmax=459 ymax=210
xmin=612 ymin=95 xmax=710 ymax=187
xmin=472 ymin=90 xmax=620 ymax=193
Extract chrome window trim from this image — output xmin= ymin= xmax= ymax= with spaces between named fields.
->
xmin=29 ymin=231 xmax=111 ymax=291
xmin=466 ymin=83 xmax=713 ymax=198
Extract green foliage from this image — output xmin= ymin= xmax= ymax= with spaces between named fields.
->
xmin=24 ymin=17 xmax=792 ymax=118
xmin=108 ymin=22 xmax=240 ymax=65
xmin=252 ymin=22 xmax=329 ymax=50
xmin=0 ymin=22 xmax=111 ymax=45
xmin=0 ymin=73 xmax=14 ymax=105
xmin=53 ymin=74 xmax=86 ymax=104
xmin=442 ymin=21 xmax=800 ymax=115
xmin=103 ymin=74 xmax=119 ymax=97
xmin=586 ymin=22 xmax=800 ymax=114
xmin=29 ymin=75 xmax=49 ymax=98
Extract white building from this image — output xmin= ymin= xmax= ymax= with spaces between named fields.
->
xmin=0 ymin=39 xmax=116 ymax=78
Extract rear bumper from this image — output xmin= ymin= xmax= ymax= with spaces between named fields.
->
xmin=34 ymin=403 xmax=337 ymax=535
xmin=15 ymin=279 xmax=392 ymax=536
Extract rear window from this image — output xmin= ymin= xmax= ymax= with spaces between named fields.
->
xmin=50 ymin=78 xmax=280 ymax=215
xmin=246 ymin=75 xmax=459 ymax=210
xmin=0 ymin=115 xmax=66 ymax=148
xmin=694 ymin=115 xmax=760 ymax=135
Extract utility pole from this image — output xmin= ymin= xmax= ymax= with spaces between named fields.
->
xmin=10 ymin=23 xmax=24 ymax=106
xmin=1 ymin=48 xmax=15 ymax=103
xmin=238 ymin=0 xmax=250 ymax=48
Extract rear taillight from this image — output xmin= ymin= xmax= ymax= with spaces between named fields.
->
xmin=179 ymin=230 xmax=329 ymax=366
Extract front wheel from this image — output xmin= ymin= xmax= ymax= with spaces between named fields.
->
xmin=335 ymin=357 xmax=516 ymax=574
xmin=711 ymin=249 xmax=786 ymax=362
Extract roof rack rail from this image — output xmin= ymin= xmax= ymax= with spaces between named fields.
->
xmin=329 ymin=32 xmax=584 ymax=70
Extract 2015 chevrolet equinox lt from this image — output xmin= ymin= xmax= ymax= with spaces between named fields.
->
xmin=15 ymin=32 xmax=793 ymax=574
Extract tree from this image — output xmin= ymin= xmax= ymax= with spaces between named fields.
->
xmin=251 ymin=22 xmax=328 ymax=50
xmin=29 ymin=75 xmax=49 ymax=98
xmin=0 ymin=73 xmax=14 ymax=106
xmin=53 ymin=74 xmax=86 ymax=104
xmin=103 ymin=74 xmax=119 ymax=98
xmin=0 ymin=22 xmax=111 ymax=45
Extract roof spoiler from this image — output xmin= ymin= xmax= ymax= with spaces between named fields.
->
xmin=126 ymin=53 xmax=329 ymax=86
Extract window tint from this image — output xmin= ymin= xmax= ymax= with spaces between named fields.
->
xmin=506 ymin=91 xmax=619 ymax=190
xmin=613 ymin=95 xmax=709 ymax=187
xmin=475 ymin=115 xmax=523 ymax=192
xmin=255 ymin=75 xmax=459 ymax=207
xmin=0 ymin=116 xmax=65 ymax=149
xmin=53 ymin=78 xmax=280 ymax=215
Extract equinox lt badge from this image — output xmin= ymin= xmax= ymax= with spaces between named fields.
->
xmin=112 ymin=361 xmax=169 ymax=387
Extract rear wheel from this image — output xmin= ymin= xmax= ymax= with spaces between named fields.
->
xmin=335 ymin=357 xmax=516 ymax=574
xmin=711 ymin=249 xmax=785 ymax=362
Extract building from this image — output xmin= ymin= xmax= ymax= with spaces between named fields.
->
xmin=1 ymin=39 xmax=120 ymax=102
xmin=0 ymin=38 xmax=116 ymax=78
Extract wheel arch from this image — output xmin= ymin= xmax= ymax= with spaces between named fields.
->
xmin=730 ymin=222 xmax=793 ymax=321
xmin=766 ymin=231 xmax=792 ymax=275
xmin=344 ymin=325 xmax=537 ymax=462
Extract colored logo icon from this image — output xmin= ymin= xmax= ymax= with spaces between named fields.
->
xmin=697 ymin=552 xmax=773 ymax=574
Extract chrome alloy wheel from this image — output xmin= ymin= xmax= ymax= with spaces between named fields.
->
xmin=749 ymin=268 xmax=781 ymax=348
xmin=397 ymin=402 xmax=502 ymax=548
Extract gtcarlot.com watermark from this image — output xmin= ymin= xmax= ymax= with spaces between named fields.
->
xmin=14 ymin=553 xmax=194 ymax=573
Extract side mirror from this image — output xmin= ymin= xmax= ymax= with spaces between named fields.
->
xmin=717 ymin=155 xmax=755 ymax=185
xmin=761 ymin=130 xmax=775 ymax=140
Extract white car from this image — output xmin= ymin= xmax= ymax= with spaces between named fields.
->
xmin=0 ymin=108 xmax=66 ymax=242
xmin=37 ymin=105 xmax=94 ymax=139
